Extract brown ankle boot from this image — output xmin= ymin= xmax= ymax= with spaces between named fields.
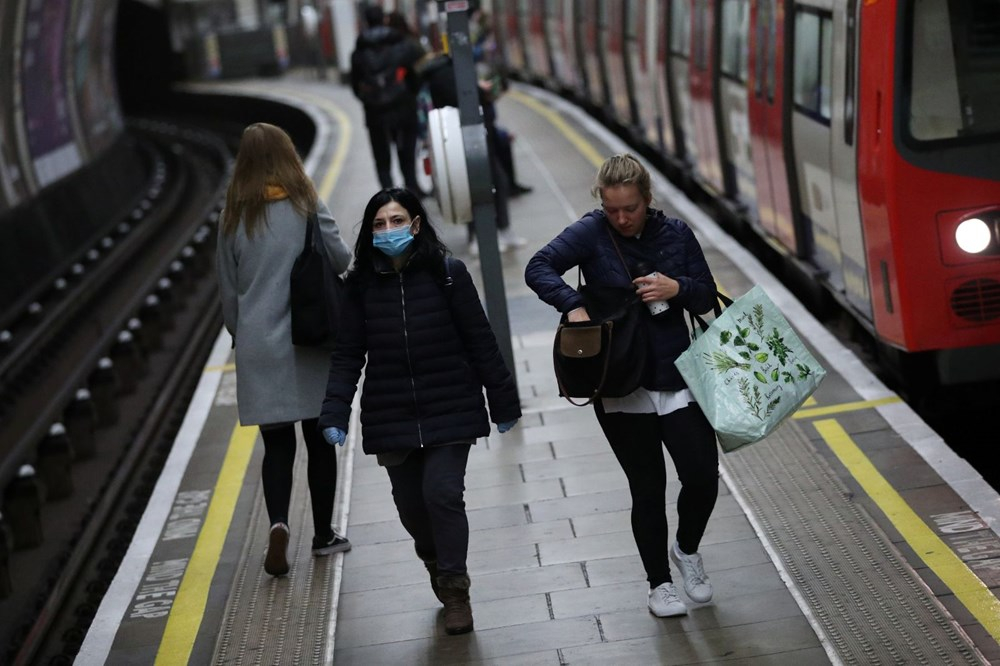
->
xmin=423 ymin=560 xmax=443 ymax=604
xmin=437 ymin=574 xmax=473 ymax=635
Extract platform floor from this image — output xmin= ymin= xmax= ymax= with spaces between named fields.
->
xmin=78 ymin=72 xmax=1000 ymax=665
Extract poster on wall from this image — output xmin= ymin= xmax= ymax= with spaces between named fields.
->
xmin=0 ymin=0 xmax=30 ymax=211
xmin=21 ymin=0 xmax=83 ymax=189
xmin=71 ymin=0 xmax=124 ymax=157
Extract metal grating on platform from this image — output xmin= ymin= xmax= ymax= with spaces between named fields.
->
xmin=212 ymin=452 xmax=335 ymax=665
xmin=723 ymin=419 xmax=986 ymax=666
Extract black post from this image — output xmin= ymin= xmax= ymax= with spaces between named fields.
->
xmin=438 ymin=1 xmax=518 ymax=391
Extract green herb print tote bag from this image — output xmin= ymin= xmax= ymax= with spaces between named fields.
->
xmin=674 ymin=286 xmax=827 ymax=453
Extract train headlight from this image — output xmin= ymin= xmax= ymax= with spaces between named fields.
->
xmin=955 ymin=218 xmax=993 ymax=254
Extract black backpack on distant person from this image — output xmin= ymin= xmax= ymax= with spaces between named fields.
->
xmin=290 ymin=212 xmax=344 ymax=347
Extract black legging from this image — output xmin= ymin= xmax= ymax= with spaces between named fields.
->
xmin=259 ymin=417 xmax=338 ymax=537
xmin=594 ymin=402 xmax=719 ymax=589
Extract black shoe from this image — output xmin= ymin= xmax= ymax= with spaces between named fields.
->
xmin=510 ymin=183 xmax=533 ymax=197
xmin=312 ymin=531 xmax=352 ymax=556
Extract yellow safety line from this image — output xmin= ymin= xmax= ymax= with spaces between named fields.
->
xmin=814 ymin=419 xmax=1000 ymax=642
xmin=204 ymin=363 xmax=235 ymax=373
xmin=154 ymin=423 xmax=258 ymax=665
xmin=794 ymin=395 xmax=902 ymax=419
xmin=508 ymin=89 xmax=606 ymax=168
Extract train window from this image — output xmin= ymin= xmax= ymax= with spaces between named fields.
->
xmin=906 ymin=0 xmax=1000 ymax=142
xmin=720 ymin=0 xmax=749 ymax=83
xmin=792 ymin=9 xmax=833 ymax=123
xmin=764 ymin=0 xmax=776 ymax=101
xmin=693 ymin=0 xmax=709 ymax=70
xmin=670 ymin=0 xmax=690 ymax=57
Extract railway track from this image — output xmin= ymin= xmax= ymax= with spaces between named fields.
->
xmin=0 ymin=118 xmax=233 ymax=664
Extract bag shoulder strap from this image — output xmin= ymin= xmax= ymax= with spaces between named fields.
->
xmin=688 ymin=291 xmax=735 ymax=338
xmin=604 ymin=225 xmax=633 ymax=280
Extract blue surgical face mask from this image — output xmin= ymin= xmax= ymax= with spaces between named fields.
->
xmin=373 ymin=223 xmax=415 ymax=257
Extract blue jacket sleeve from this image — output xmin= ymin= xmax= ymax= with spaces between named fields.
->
xmin=524 ymin=217 xmax=597 ymax=314
xmin=670 ymin=222 xmax=718 ymax=315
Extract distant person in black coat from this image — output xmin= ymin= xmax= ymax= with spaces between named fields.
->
xmin=350 ymin=5 xmax=425 ymax=193
xmin=319 ymin=188 xmax=521 ymax=635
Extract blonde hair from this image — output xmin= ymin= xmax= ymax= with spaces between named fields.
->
xmin=590 ymin=153 xmax=653 ymax=203
xmin=221 ymin=123 xmax=318 ymax=238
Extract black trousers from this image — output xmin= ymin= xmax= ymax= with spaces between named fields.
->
xmin=367 ymin=116 xmax=420 ymax=192
xmin=259 ymin=418 xmax=338 ymax=538
xmin=594 ymin=402 xmax=719 ymax=589
xmin=385 ymin=443 xmax=472 ymax=577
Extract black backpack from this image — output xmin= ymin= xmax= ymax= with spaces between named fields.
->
xmin=354 ymin=44 xmax=411 ymax=110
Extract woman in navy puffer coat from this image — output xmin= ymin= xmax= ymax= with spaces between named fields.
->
xmin=320 ymin=188 xmax=520 ymax=635
xmin=525 ymin=154 xmax=720 ymax=619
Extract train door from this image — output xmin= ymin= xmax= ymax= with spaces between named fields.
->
xmin=790 ymin=5 xmax=839 ymax=277
xmin=602 ymin=0 xmax=634 ymax=128
xmin=577 ymin=0 xmax=608 ymax=110
xmin=546 ymin=0 xmax=581 ymax=93
xmin=689 ymin=0 xmax=725 ymax=195
xmin=655 ymin=0 xmax=680 ymax=159
xmin=828 ymin=0 xmax=870 ymax=318
xmin=747 ymin=0 xmax=797 ymax=251
xmin=524 ymin=0 xmax=553 ymax=85
xmin=718 ymin=0 xmax=757 ymax=212
xmin=670 ymin=0 xmax=696 ymax=167
xmin=628 ymin=0 xmax=662 ymax=150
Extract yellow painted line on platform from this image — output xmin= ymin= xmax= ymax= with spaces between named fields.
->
xmin=204 ymin=363 xmax=235 ymax=373
xmin=508 ymin=89 xmax=606 ymax=168
xmin=814 ymin=419 xmax=1000 ymax=642
xmin=794 ymin=395 xmax=902 ymax=419
xmin=154 ymin=423 xmax=258 ymax=666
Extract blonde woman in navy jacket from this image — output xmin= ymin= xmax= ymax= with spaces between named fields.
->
xmin=319 ymin=188 xmax=521 ymax=635
xmin=525 ymin=154 xmax=719 ymax=618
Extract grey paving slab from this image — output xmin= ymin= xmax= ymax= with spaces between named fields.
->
xmin=472 ymin=562 xmax=589 ymax=601
xmin=539 ymin=531 xmax=641 ymax=566
xmin=465 ymin=477 xmax=566 ymax=509
xmin=335 ymin=592 xmax=551 ymax=650
xmin=558 ymin=615 xmax=825 ymax=665
xmin=520 ymin=451 xmax=621 ymax=481
xmin=334 ymin=616 xmax=601 ymax=665
xmin=527 ymin=488 xmax=634 ymax=523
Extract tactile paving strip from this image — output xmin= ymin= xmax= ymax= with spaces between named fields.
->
xmin=724 ymin=419 xmax=986 ymax=665
xmin=212 ymin=451 xmax=335 ymax=665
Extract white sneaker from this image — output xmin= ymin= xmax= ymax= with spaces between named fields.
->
xmin=647 ymin=582 xmax=687 ymax=617
xmin=468 ymin=238 xmax=479 ymax=256
xmin=670 ymin=542 xmax=713 ymax=603
xmin=498 ymin=229 xmax=527 ymax=250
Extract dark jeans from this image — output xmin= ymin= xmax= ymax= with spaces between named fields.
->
xmin=368 ymin=117 xmax=420 ymax=192
xmin=594 ymin=402 xmax=719 ymax=589
xmin=385 ymin=443 xmax=472 ymax=577
xmin=259 ymin=418 xmax=338 ymax=538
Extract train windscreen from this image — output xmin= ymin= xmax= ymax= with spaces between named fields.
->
xmin=906 ymin=0 xmax=1000 ymax=143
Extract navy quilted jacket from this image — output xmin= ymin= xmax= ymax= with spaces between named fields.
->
xmin=524 ymin=209 xmax=717 ymax=390
xmin=320 ymin=254 xmax=521 ymax=454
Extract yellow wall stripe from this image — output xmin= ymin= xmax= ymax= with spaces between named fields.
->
xmin=814 ymin=419 xmax=1000 ymax=641
xmin=794 ymin=396 xmax=902 ymax=419
xmin=154 ymin=424 xmax=258 ymax=665
xmin=508 ymin=89 xmax=606 ymax=168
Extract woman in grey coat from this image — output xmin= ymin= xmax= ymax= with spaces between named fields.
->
xmin=217 ymin=123 xmax=353 ymax=577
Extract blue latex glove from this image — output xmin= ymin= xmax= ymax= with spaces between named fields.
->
xmin=497 ymin=419 xmax=518 ymax=434
xmin=323 ymin=426 xmax=347 ymax=446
